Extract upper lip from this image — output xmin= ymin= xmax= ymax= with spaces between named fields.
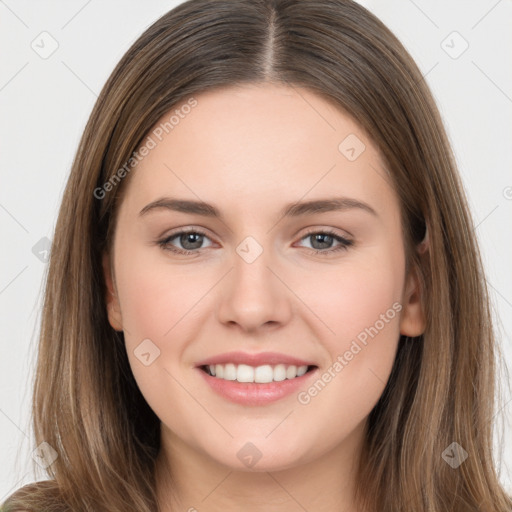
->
xmin=195 ymin=351 xmax=316 ymax=368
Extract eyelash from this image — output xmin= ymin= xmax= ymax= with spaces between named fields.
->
xmin=157 ymin=228 xmax=353 ymax=256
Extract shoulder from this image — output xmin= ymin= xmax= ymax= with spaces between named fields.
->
xmin=1 ymin=480 xmax=67 ymax=512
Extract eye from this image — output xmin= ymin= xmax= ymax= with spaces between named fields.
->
xmin=158 ymin=228 xmax=213 ymax=255
xmin=295 ymin=228 xmax=353 ymax=255
xmin=157 ymin=227 xmax=353 ymax=256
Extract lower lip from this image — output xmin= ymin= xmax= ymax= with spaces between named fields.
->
xmin=196 ymin=367 xmax=318 ymax=406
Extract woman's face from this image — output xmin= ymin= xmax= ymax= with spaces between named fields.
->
xmin=104 ymin=83 xmax=424 ymax=472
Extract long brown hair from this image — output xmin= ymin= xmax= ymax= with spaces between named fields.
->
xmin=2 ymin=1 xmax=511 ymax=510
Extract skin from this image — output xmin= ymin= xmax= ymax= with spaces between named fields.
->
xmin=103 ymin=83 xmax=426 ymax=512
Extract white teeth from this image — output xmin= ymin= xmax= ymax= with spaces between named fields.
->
xmin=273 ymin=364 xmax=287 ymax=381
xmin=286 ymin=365 xmax=297 ymax=379
xmin=237 ymin=364 xmax=254 ymax=382
xmin=297 ymin=365 xmax=307 ymax=377
xmin=206 ymin=363 xmax=310 ymax=383
xmin=254 ymin=365 xmax=273 ymax=383
xmin=224 ymin=363 xmax=237 ymax=381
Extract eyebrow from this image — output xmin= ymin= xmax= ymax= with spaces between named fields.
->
xmin=139 ymin=196 xmax=378 ymax=221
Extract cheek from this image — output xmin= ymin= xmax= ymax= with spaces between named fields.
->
xmin=116 ymin=248 xmax=201 ymax=343
xmin=308 ymin=247 xmax=404 ymax=344
xmin=114 ymin=250 xmax=205 ymax=428
xmin=296 ymin=249 xmax=404 ymax=422
xmin=113 ymin=249 xmax=199 ymax=394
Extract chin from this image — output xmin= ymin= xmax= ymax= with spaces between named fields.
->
xmin=204 ymin=437 xmax=312 ymax=473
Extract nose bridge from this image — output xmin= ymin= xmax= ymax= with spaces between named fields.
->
xmin=216 ymin=234 xmax=291 ymax=331
xmin=231 ymin=234 xmax=276 ymax=301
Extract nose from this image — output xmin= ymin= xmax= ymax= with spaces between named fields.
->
xmin=215 ymin=241 xmax=293 ymax=334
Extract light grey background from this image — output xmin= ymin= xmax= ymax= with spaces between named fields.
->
xmin=1 ymin=0 xmax=511 ymax=499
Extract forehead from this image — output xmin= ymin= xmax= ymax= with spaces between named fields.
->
xmin=119 ymin=83 xmax=396 ymax=222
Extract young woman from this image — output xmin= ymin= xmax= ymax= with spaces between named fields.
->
xmin=2 ymin=0 xmax=511 ymax=511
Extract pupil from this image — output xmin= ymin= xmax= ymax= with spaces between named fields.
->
xmin=312 ymin=234 xmax=332 ymax=250
xmin=181 ymin=233 xmax=202 ymax=250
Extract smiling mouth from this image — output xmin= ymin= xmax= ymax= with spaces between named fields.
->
xmin=200 ymin=363 xmax=317 ymax=384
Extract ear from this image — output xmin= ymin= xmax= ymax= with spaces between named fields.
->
xmin=102 ymin=252 xmax=123 ymax=331
xmin=399 ymin=264 xmax=426 ymax=337
xmin=399 ymin=231 xmax=429 ymax=337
